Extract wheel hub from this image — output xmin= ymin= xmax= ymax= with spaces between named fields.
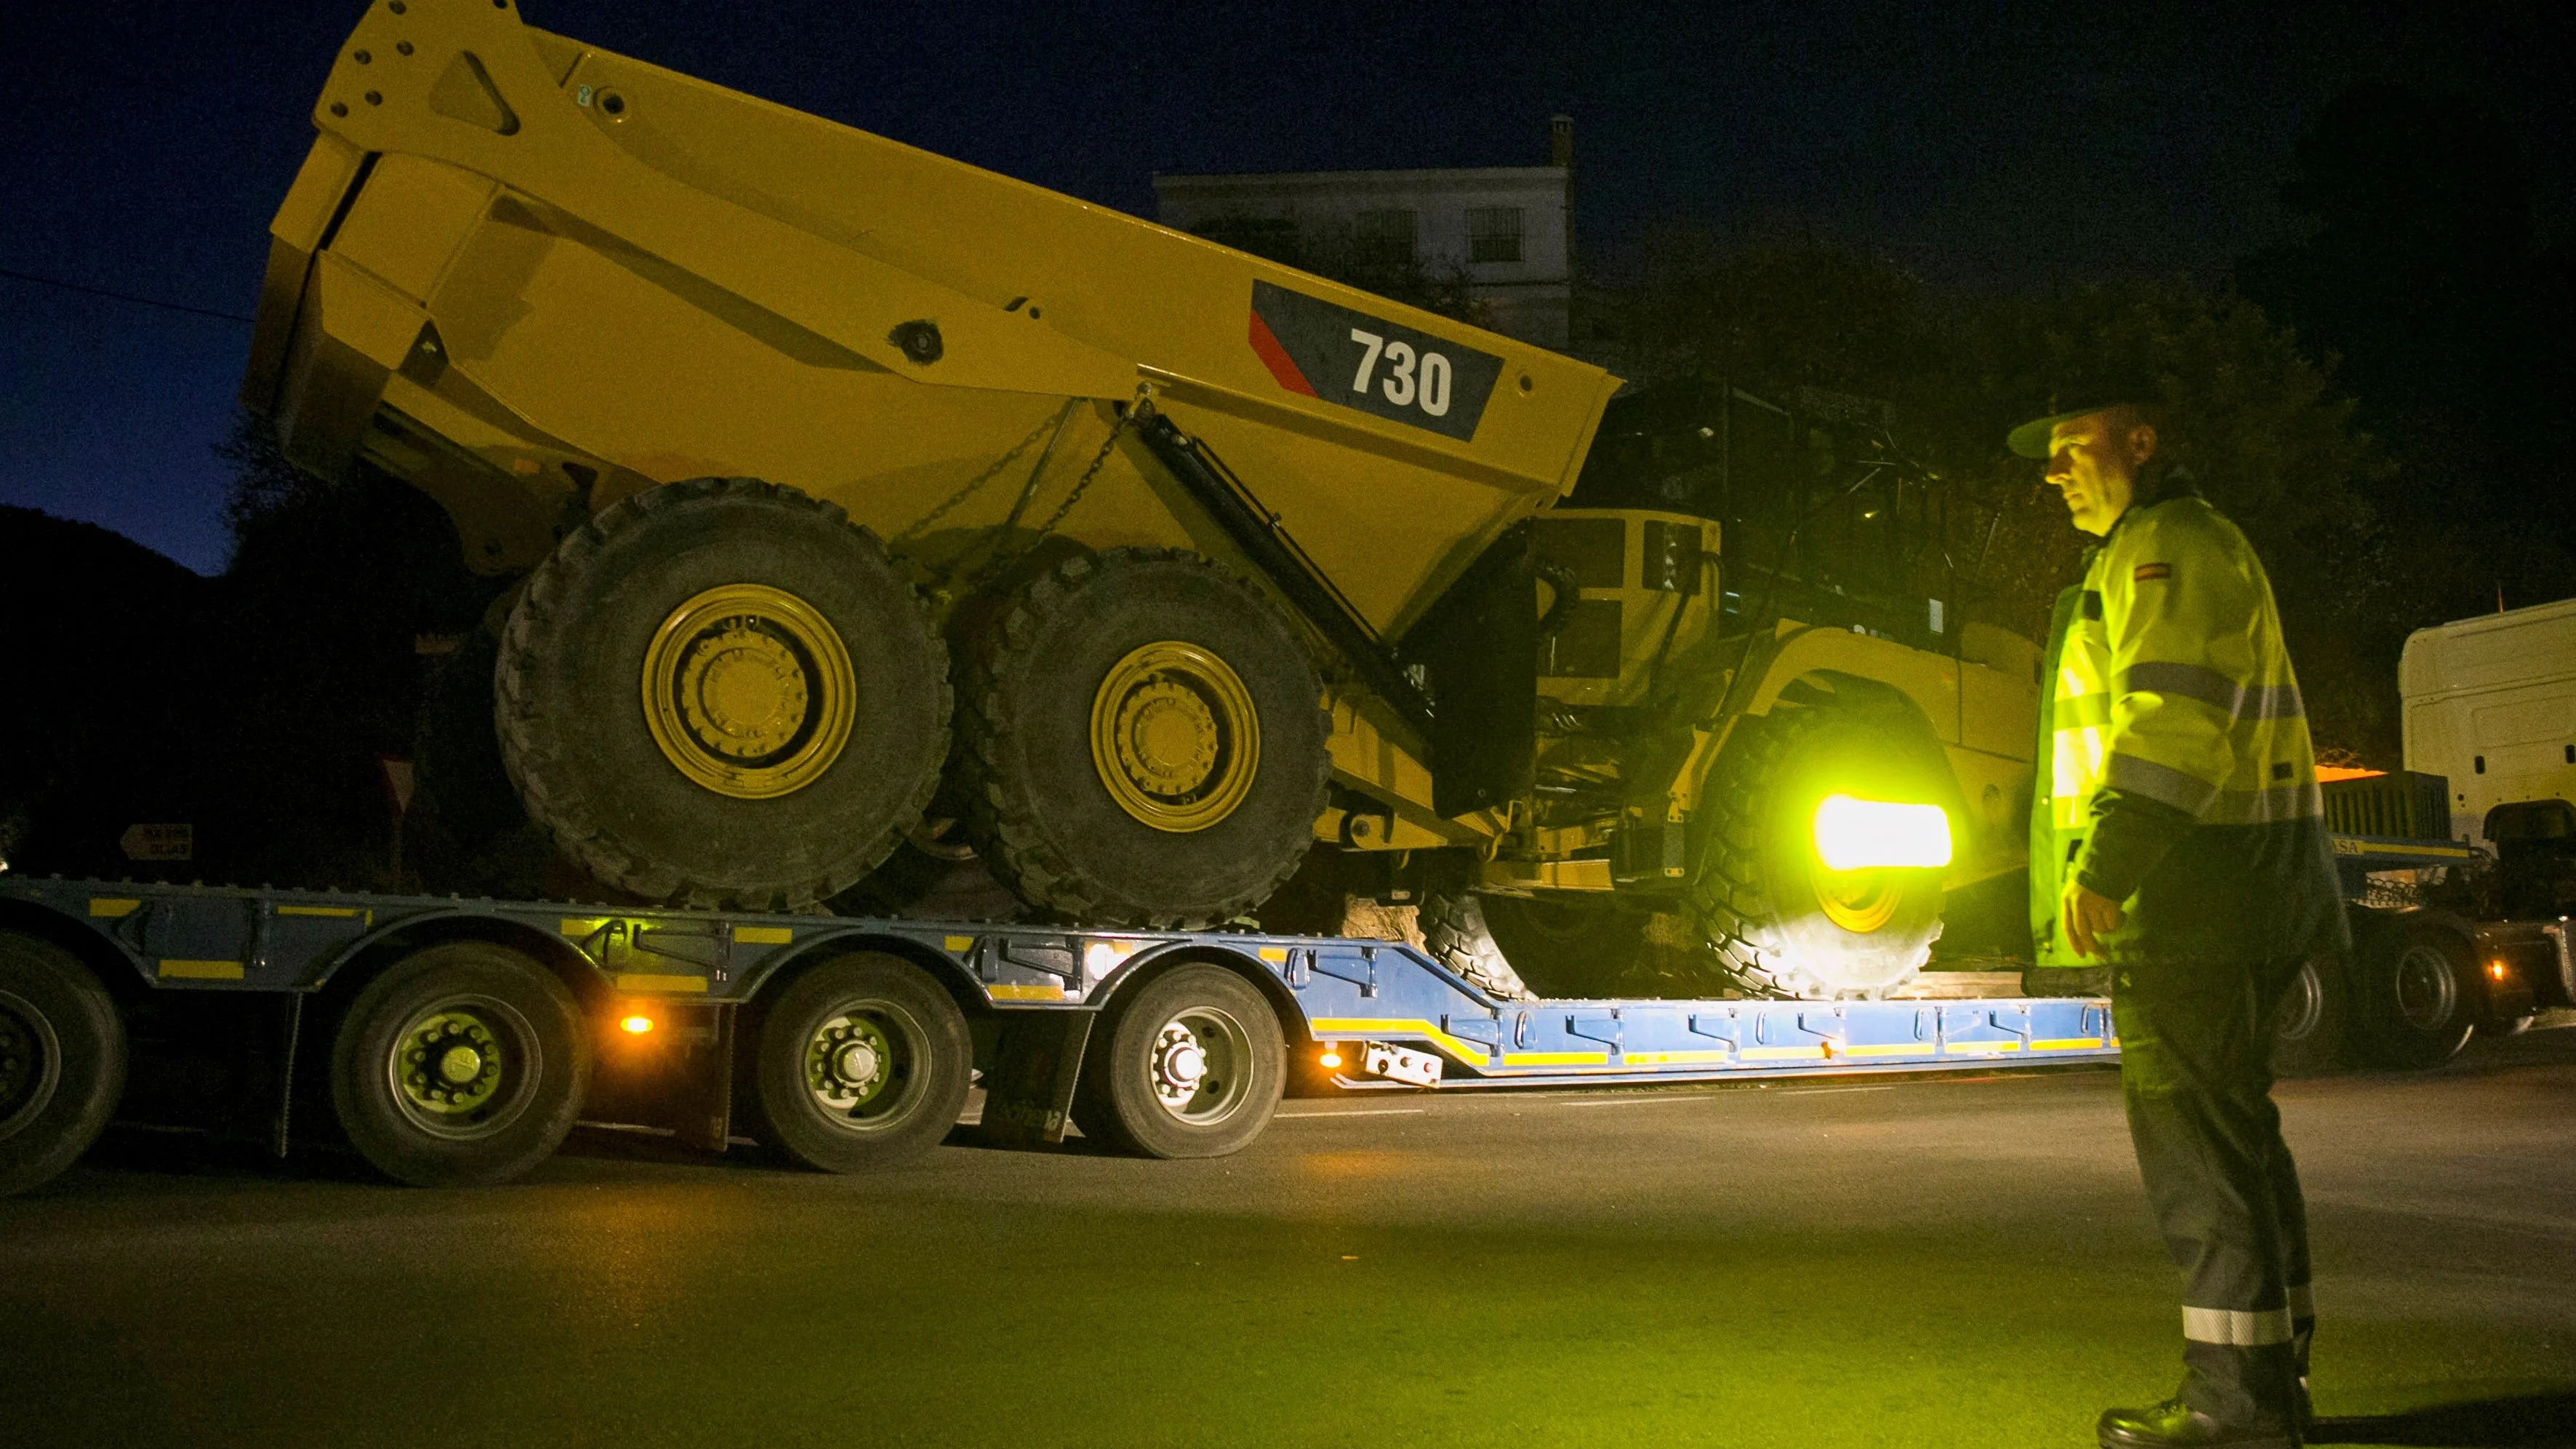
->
xmin=1812 ymin=865 xmax=1902 ymax=934
xmin=1150 ymin=1021 xmax=1211 ymax=1109
xmin=642 ymin=583 xmax=857 ymax=800
xmin=396 ymin=1011 xmax=505 ymax=1117
xmin=0 ymin=995 xmax=57 ymax=1139
xmin=2394 ymin=946 xmax=2457 ymax=1031
xmin=804 ymin=1013 xmax=897 ymax=1115
xmin=1089 ymin=642 xmax=1261 ymax=833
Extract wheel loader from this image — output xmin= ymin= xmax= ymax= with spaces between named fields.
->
xmin=243 ymin=0 xmax=2037 ymax=998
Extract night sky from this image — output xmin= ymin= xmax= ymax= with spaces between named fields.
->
xmin=3 ymin=0 xmax=2567 ymax=574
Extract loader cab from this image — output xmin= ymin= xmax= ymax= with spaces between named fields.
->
xmin=1567 ymin=377 xmax=1954 ymax=654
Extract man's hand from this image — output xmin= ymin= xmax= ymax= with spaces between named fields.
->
xmin=2063 ymin=884 xmax=2127 ymax=959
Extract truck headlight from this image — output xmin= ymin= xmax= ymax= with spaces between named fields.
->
xmin=1812 ymin=794 xmax=1953 ymax=870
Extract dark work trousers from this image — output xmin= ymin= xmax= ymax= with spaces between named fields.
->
xmin=2111 ymin=955 xmax=2314 ymax=1426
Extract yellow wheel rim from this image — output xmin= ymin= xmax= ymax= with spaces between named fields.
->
xmin=1813 ymin=864 xmax=1903 ymax=934
xmin=641 ymin=584 xmax=856 ymax=800
xmin=1089 ymin=641 xmax=1260 ymax=833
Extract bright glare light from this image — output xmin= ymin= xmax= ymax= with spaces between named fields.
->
xmin=2489 ymin=961 xmax=2508 ymax=980
xmin=620 ymin=1015 xmax=654 ymax=1035
xmin=1812 ymin=794 xmax=1952 ymax=871
xmin=1318 ymin=1049 xmax=1344 ymax=1069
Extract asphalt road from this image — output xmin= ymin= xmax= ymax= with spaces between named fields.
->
xmin=4 ymin=1032 xmax=2572 ymax=1449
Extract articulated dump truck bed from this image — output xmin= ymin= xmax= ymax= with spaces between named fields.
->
xmin=242 ymin=0 xmax=1618 ymax=641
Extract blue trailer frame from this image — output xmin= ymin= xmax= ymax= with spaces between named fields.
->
xmin=0 ymin=873 xmax=2120 ymax=1165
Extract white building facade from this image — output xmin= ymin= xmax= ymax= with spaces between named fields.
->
xmin=1154 ymin=120 xmax=1575 ymax=351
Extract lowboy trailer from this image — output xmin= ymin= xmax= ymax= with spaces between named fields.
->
xmin=0 ymin=874 xmax=2118 ymax=1195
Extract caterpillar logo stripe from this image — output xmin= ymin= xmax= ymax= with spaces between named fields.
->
xmin=1248 ymin=281 xmax=1503 ymax=441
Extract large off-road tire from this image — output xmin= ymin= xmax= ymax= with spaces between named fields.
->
xmin=955 ymin=549 xmax=1330 ymax=928
xmin=2269 ymin=953 xmax=2351 ymax=1077
xmin=1073 ymin=964 xmax=1283 ymax=1159
xmin=329 ymin=942 xmax=589 ymax=1188
xmin=1421 ymin=891 xmax=1648 ymax=1000
xmin=1686 ymin=694 xmax=1950 ymax=998
xmin=748 ymin=952 xmax=971 ymax=1173
xmin=0 ymin=931 xmax=127 ymax=1197
xmin=1419 ymin=891 xmax=1536 ymax=1000
xmin=2354 ymin=918 xmax=2478 ymax=1069
xmin=499 ymin=478 xmax=950 ymax=911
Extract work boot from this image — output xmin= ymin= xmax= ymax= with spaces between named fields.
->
xmin=2097 ymin=1396 xmax=2298 ymax=1449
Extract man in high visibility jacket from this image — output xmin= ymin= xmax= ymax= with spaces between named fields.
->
xmin=2018 ymin=393 xmax=2347 ymax=1449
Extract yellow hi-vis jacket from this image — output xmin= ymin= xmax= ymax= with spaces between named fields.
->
xmin=2030 ymin=485 xmax=2346 ymax=969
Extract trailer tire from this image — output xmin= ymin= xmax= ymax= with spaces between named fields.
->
xmin=2354 ymin=919 xmax=2478 ymax=1069
xmin=329 ymin=942 xmax=588 ymax=1187
xmin=2268 ymin=953 xmax=2350 ymax=1077
xmin=499 ymin=478 xmax=950 ymax=911
xmin=957 ymin=549 xmax=1330 ymax=928
xmin=0 ymin=932 xmax=127 ymax=1197
xmin=1074 ymin=964 xmax=1283 ymax=1159
xmin=750 ymin=952 xmax=971 ymax=1173
xmin=1688 ymin=697 xmax=1949 ymax=998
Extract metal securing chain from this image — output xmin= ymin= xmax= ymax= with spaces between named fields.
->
xmin=891 ymin=405 xmax=1072 ymax=548
xmin=968 ymin=396 xmax=1140 ymax=584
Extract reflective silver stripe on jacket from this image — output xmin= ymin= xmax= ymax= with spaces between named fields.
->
xmin=2183 ymin=1305 xmax=2295 ymax=1346
xmin=2105 ymin=755 xmax=2324 ymax=824
xmin=2120 ymin=662 xmax=2306 ymax=721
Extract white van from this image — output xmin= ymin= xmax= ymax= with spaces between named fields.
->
xmin=2401 ymin=596 xmax=2576 ymax=847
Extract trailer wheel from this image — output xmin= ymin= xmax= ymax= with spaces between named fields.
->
xmin=2268 ymin=953 xmax=2350 ymax=1077
xmin=329 ymin=942 xmax=588 ymax=1187
xmin=0 ymin=932 xmax=127 ymax=1197
xmin=750 ymin=953 xmax=971 ymax=1172
xmin=1074 ymin=965 xmax=1283 ymax=1158
xmin=2354 ymin=920 xmax=2478 ymax=1069
xmin=1688 ymin=697 xmax=1949 ymax=998
xmin=956 ymin=549 xmax=1330 ymax=928
xmin=499 ymin=478 xmax=950 ymax=911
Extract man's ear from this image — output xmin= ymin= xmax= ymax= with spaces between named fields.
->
xmin=2126 ymin=422 xmax=2158 ymax=466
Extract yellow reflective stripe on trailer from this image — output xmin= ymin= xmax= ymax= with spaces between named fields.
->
xmin=1622 ymin=1049 xmax=1733 ymax=1065
xmin=89 ymin=898 xmax=141 ymax=918
xmin=1256 ymin=947 xmax=1291 ymax=963
xmin=612 ymin=973 xmax=708 ymax=994
xmin=734 ymin=926 xmax=793 ymax=945
xmin=1740 ymin=1045 xmax=1830 ymax=1061
xmin=987 ymin=983 xmax=1067 ymax=1002
xmin=159 ymin=960 xmax=245 ymax=981
xmin=1841 ymin=1043 xmax=1930 ymax=1058
xmin=2031 ymin=1037 xmax=2108 ymax=1051
xmin=1943 ymin=1040 xmax=2023 ymax=1053
xmin=1501 ymin=1051 xmax=1610 ymax=1067
xmin=944 ymin=936 xmax=976 ymax=952
xmin=1307 ymin=1017 xmax=1491 ymax=1064
xmin=277 ymin=904 xmax=364 ymax=918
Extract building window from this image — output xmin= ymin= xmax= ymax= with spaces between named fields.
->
xmin=1352 ymin=209 xmax=1417 ymax=268
xmin=1467 ymin=206 xmax=1524 ymax=264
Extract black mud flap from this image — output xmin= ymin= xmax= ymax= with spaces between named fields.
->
xmin=977 ymin=1012 xmax=1096 ymax=1147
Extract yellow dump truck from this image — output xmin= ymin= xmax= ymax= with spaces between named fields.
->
xmin=245 ymin=0 xmax=2037 ymax=998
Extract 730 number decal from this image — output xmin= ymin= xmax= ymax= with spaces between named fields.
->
xmin=1246 ymin=281 xmax=1502 ymax=441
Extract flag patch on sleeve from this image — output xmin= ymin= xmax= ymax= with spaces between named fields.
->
xmin=2133 ymin=563 xmax=2172 ymax=582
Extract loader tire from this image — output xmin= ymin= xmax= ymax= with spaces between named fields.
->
xmin=498 ymin=478 xmax=950 ymax=911
xmin=1419 ymin=891 xmax=1537 ymax=1000
xmin=956 ymin=549 xmax=1330 ymax=928
xmin=1686 ymin=697 xmax=1948 ymax=998
xmin=1421 ymin=891 xmax=1650 ymax=1000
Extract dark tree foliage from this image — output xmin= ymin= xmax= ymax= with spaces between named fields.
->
xmin=1591 ymin=236 xmax=2388 ymax=757
xmin=2239 ymin=83 xmax=2576 ymax=660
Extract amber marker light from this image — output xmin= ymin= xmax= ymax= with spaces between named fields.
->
xmin=1318 ymin=1048 xmax=1344 ymax=1069
xmin=621 ymin=1014 xmax=655 ymax=1035
xmin=2489 ymin=961 xmax=2509 ymax=981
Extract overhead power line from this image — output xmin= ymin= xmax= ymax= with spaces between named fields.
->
xmin=0 ymin=264 xmax=254 ymax=324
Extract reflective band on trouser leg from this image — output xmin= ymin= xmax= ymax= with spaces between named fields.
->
xmin=2183 ymin=1306 xmax=2295 ymax=1346
xmin=2287 ymin=1285 xmax=2314 ymax=1320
